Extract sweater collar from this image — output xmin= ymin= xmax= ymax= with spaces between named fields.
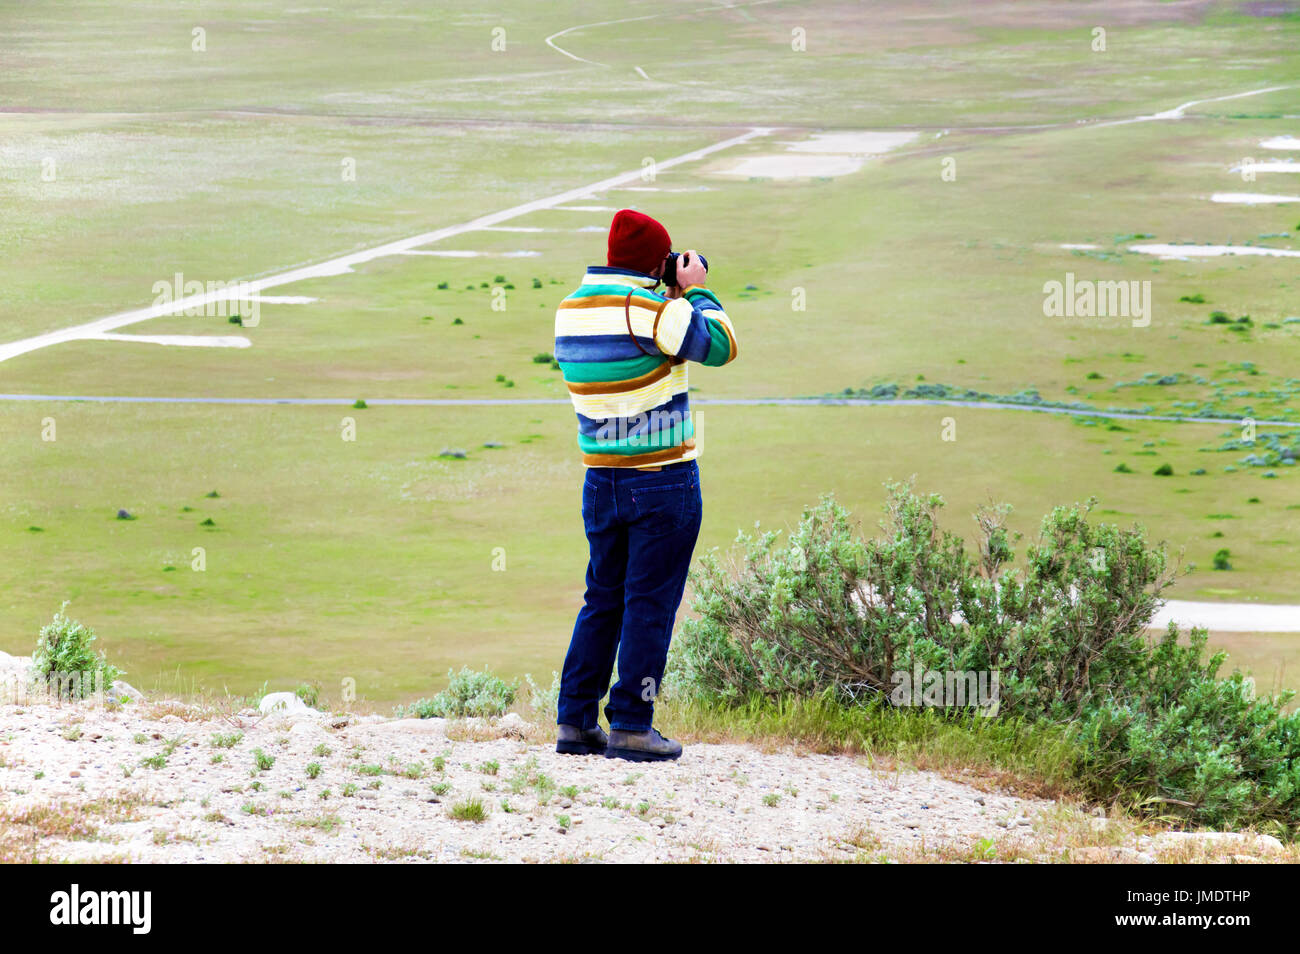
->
xmin=584 ymin=265 xmax=659 ymax=288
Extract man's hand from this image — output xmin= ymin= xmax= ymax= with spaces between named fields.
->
xmin=675 ymin=249 xmax=707 ymax=289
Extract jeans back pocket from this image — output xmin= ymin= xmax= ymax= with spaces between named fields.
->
xmin=630 ymin=480 xmax=699 ymax=533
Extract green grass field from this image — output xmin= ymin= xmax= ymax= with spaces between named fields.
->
xmin=2 ymin=0 xmax=1298 ymax=704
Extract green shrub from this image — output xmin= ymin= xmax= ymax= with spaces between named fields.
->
xmin=675 ymin=487 xmax=1169 ymax=721
xmin=1212 ymin=548 xmax=1232 ymax=571
xmin=1073 ymin=627 xmax=1300 ymax=828
xmin=1154 ymin=463 xmax=1174 ymax=476
xmin=32 ymin=603 xmax=121 ymax=699
xmin=294 ymin=683 xmax=320 ymax=708
xmin=396 ymin=666 xmax=517 ymax=719
xmin=671 ymin=487 xmax=1299 ymax=828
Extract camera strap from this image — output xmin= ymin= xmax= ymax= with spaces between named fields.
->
xmin=624 ymin=289 xmax=654 ymax=356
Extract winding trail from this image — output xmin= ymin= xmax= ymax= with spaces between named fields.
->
xmin=544 ymin=0 xmax=787 ymax=69
xmin=1089 ymin=85 xmax=1292 ymax=129
xmin=0 ymin=127 xmax=772 ymax=365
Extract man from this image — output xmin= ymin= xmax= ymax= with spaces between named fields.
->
xmin=552 ymin=209 xmax=738 ymax=762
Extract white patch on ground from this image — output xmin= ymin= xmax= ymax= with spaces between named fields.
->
xmin=715 ymin=130 xmax=920 ymax=179
xmin=87 ymin=334 xmax=251 ymax=348
xmin=780 ymin=131 xmax=921 ymax=155
xmin=1210 ymin=192 xmax=1300 ymax=204
xmin=1128 ymin=243 xmax=1300 ymax=260
xmin=1232 ymin=160 xmax=1300 ymax=174
xmin=1261 ymin=136 xmax=1300 ymax=150
xmin=549 ymin=205 xmax=619 ymax=212
xmin=723 ymin=154 xmax=867 ymax=178
xmin=1152 ymin=600 xmax=1300 ymax=633
xmin=1060 ymin=243 xmax=1099 ymax=249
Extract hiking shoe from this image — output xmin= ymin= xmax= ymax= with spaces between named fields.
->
xmin=555 ymin=724 xmax=608 ymax=756
xmin=605 ymin=728 xmax=682 ymax=762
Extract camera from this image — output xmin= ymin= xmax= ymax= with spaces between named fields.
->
xmin=662 ymin=250 xmax=708 ymax=288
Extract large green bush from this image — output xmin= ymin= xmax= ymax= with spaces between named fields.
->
xmin=31 ymin=602 xmax=121 ymax=699
xmin=671 ymin=485 xmax=1300 ymax=829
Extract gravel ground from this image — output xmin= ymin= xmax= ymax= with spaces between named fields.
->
xmin=0 ymin=697 xmax=1067 ymax=863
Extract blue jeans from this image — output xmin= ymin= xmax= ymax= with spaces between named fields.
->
xmin=558 ymin=460 xmax=703 ymax=732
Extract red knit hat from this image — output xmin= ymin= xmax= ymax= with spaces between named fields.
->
xmin=607 ymin=209 xmax=671 ymax=275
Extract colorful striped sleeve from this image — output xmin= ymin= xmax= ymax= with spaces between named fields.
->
xmin=652 ymin=285 xmax=737 ymax=367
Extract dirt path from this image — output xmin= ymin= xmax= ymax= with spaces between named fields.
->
xmin=1 ymin=694 xmax=1292 ymax=864
xmin=0 ymin=699 xmax=1058 ymax=864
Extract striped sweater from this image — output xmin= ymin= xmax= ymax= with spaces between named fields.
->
xmin=554 ymin=265 xmax=738 ymax=468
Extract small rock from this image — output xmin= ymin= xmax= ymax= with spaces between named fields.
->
xmin=1154 ymin=831 xmax=1283 ymax=854
xmin=0 ymin=651 xmax=30 ymax=672
xmin=496 ymin=712 xmax=531 ymax=738
xmin=258 ymin=692 xmax=317 ymax=716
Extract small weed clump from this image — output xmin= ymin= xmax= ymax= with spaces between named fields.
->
xmin=396 ymin=667 xmax=518 ymax=719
